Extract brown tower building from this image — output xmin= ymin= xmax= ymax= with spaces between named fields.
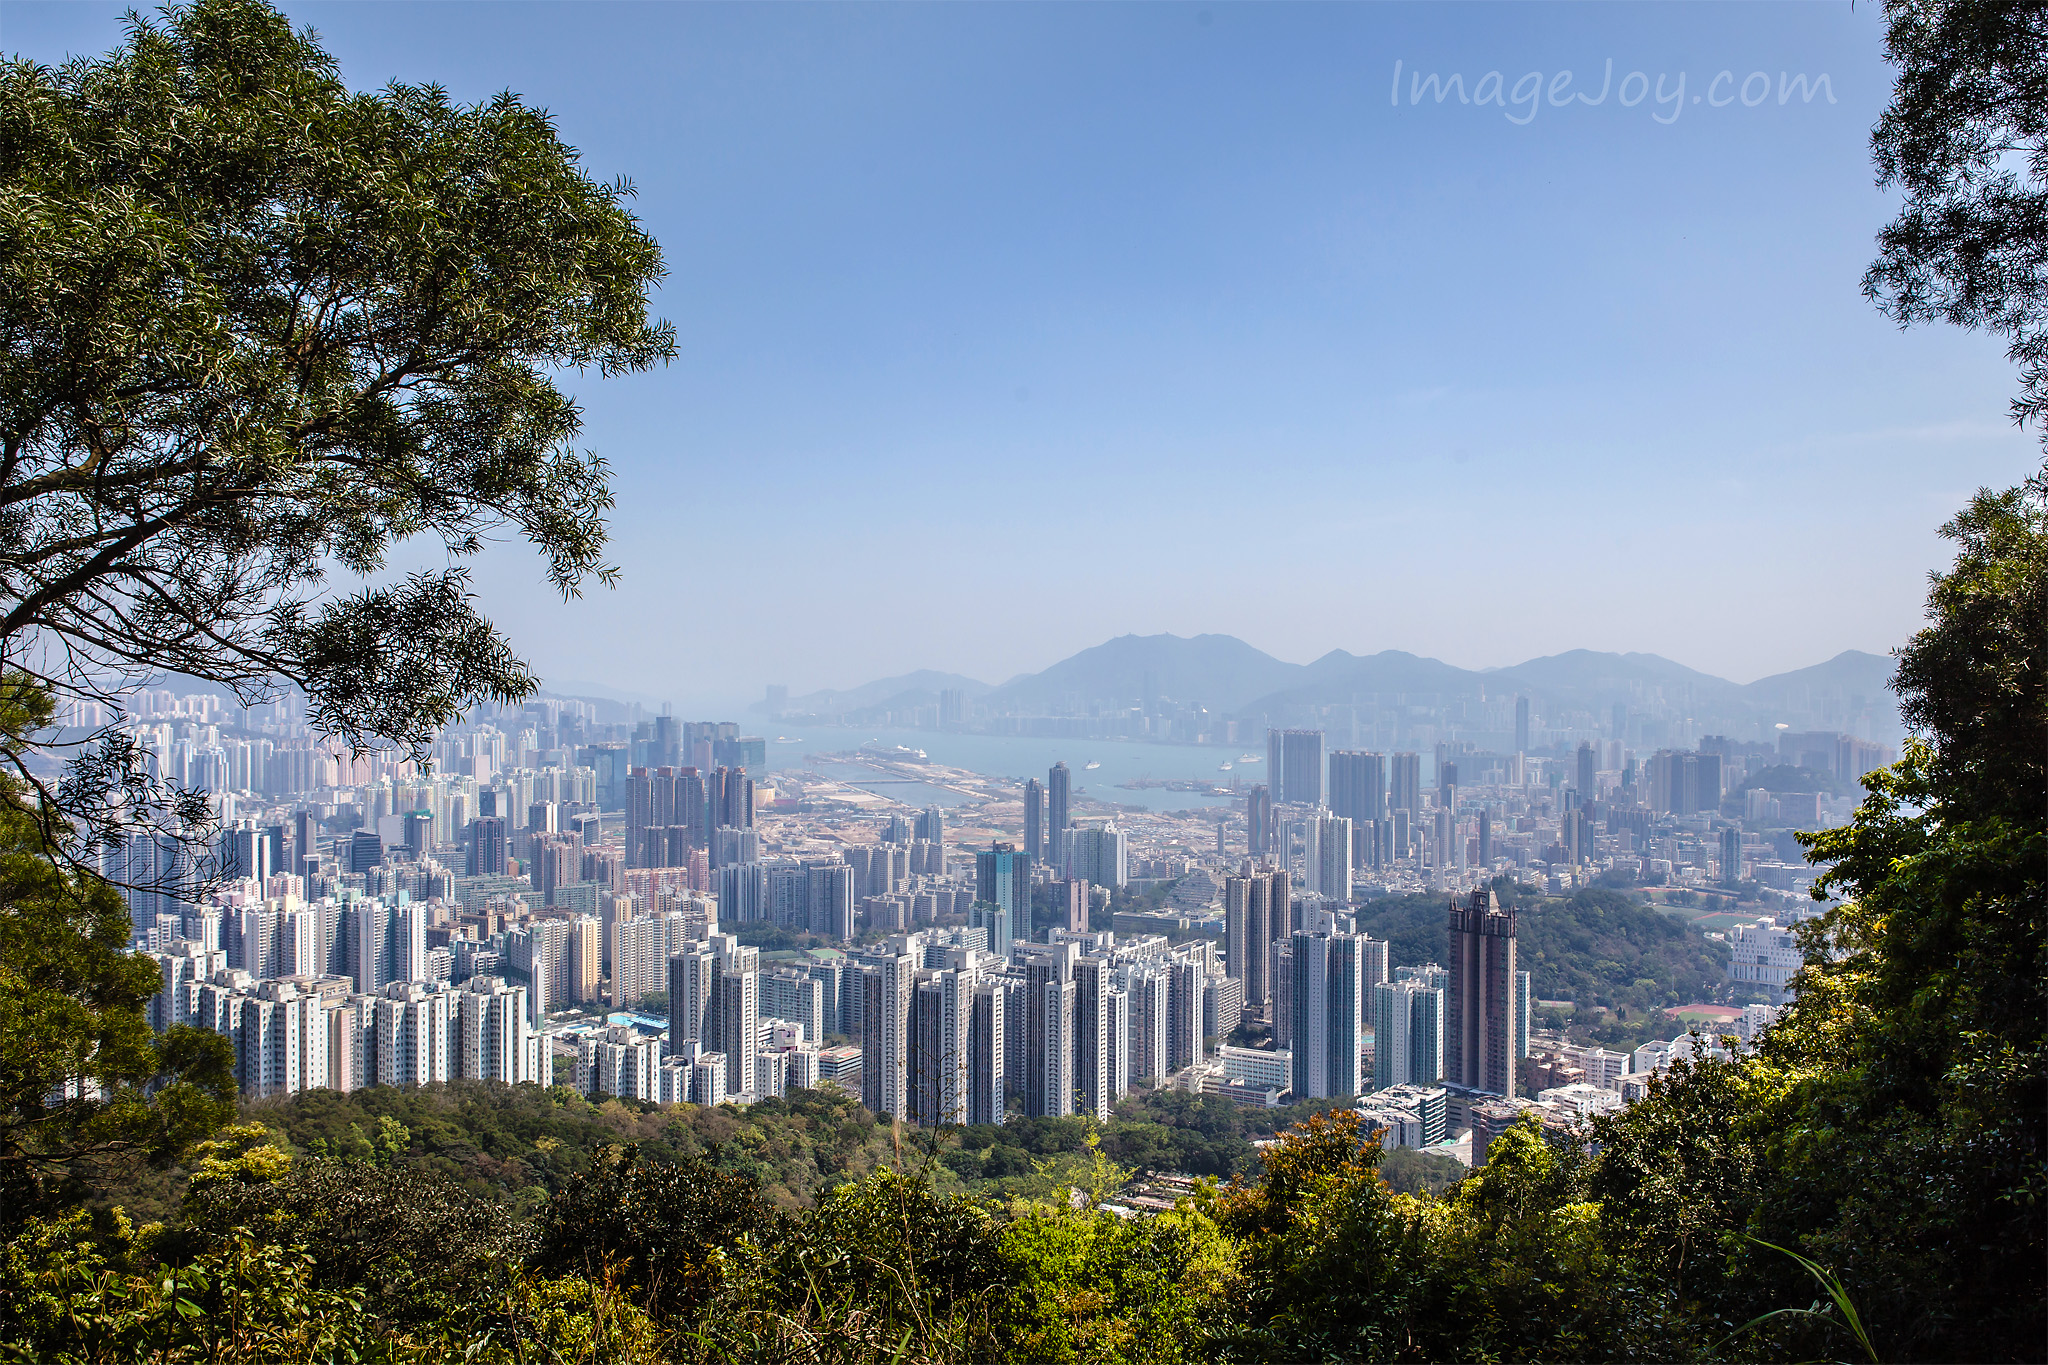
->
xmin=1446 ymin=886 xmax=1517 ymax=1096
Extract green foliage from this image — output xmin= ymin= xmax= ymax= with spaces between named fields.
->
xmin=1358 ymin=884 xmax=1730 ymax=1011
xmin=1867 ymin=0 xmax=2048 ymax=437
xmin=225 ymin=1079 xmax=901 ymax=1218
xmin=1374 ymin=1145 xmax=1467 ymax=1198
xmin=0 ymin=746 xmax=236 ymax=1231
xmin=1585 ymin=479 xmax=2048 ymax=1363
xmin=534 ymin=1143 xmax=772 ymax=1320
xmin=998 ymin=1202 xmax=1229 ymax=1364
xmin=0 ymin=0 xmax=674 ymax=767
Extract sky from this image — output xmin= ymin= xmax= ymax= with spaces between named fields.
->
xmin=6 ymin=1 xmax=2039 ymax=713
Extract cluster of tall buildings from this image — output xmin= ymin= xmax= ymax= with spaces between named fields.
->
xmin=1021 ymin=762 xmax=1128 ymax=888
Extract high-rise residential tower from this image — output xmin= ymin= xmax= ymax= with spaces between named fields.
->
xmin=1267 ymin=729 xmax=1325 ymax=806
xmin=1246 ymin=784 xmax=1273 ymax=857
xmin=1446 ymin=888 xmax=1517 ymax=1096
xmin=1020 ymin=942 xmax=1078 ymax=1117
xmin=1047 ymin=763 xmax=1072 ymax=869
xmin=1023 ymin=778 xmax=1045 ymax=863
xmin=1289 ymin=928 xmax=1365 ymax=1103
xmin=1328 ymin=751 xmax=1387 ymax=841
xmin=1389 ymin=752 xmax=1423 ymax=820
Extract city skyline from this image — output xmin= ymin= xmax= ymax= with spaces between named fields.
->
xmin=6 ymin=1 xmax=2038 ymax=712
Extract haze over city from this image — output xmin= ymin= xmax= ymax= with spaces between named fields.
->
xmin=8 ymin=1 xmax=2039 ymax=713
xmin=3 ymin=2 xmax=2041 ymax=1360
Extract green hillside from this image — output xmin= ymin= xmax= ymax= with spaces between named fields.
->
xmin=1356 ymin=882 xmax=1731 ymax=1012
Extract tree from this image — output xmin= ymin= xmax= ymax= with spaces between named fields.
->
xmin=0 ymin=676 xmax=234 ymax=1230
xmin=532 ymin=1143 xmax=773 ymax=1322
xmin=1866 ymin=0 xmax=2048 ymax=442
xmin=0 ymin=0 xmax=672 ymax=842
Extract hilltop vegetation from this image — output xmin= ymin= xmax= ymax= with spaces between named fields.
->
xmin=1357 ymin=882 xmax=1732 ymax=1012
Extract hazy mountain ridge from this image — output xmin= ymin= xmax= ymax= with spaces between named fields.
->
xmin=764 ymin=669 xmax=992 ymax=716
xmin=774 ymin=634 xmax=1902 ymax=737
xmin=984 ymin=633 xmax=1303 ymax=713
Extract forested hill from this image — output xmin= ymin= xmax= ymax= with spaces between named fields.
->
xmin=1356 ymin=885 xmax=1730 ymax=1012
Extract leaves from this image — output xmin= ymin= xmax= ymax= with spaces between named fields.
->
xmin=0 ymin=0 xmax=674 ymax=791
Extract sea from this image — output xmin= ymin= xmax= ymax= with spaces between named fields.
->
xmin=764 ymin=724 xmax=1258 ymax=814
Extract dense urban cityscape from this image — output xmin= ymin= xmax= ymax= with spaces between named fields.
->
xmin=108 ymin=643 xmax=1892 ymax=1167
xmin=3 ymin=2 xmax=2036 ymax=1359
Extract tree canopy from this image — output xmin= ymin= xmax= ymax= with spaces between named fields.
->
xmin=1868 ymin=0 xmax=2048 ymax=443
xmin=0 ymin=0 xmax=672 ymax=797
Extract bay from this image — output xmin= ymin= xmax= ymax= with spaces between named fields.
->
xmin=764 ymin=724 xmax=1259 ymax=813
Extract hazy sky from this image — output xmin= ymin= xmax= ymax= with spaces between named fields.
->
xmin=8 ymin=2 xmax=2038 ymax=712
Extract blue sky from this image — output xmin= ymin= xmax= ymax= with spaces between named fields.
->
xmin=6 ymin=1 xmax=2037 ymax=711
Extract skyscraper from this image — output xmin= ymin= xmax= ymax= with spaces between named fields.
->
xmin=1223 ymin=869 xmax=1286 ymax=1010
xmin=1290 ymin=929 xmax=1365 ymax=1103
xmin=467 ymin=815 xmax=508 ymax=877
xmin=807 ymin=863 xmax=856 ymax=940
xmin=1020 ymin=942 xmax=1077 ymax=1117
xmin=1719 ymin=826 xmax=1744 ymax=886
xmin=914 ymin=806 xmax=947 ymax=854
xmin=911 ymin=968 xmax=973 ymax=1127
xmin=969 ymin=979 xmax=1006 ymax=1125
xmin=1065 ymin=823 xmax=1127 ymax=888
xmin=1577 ymin=741 xmax=1597 ymax=796
xmin=1389 ymin=752 xmax=1422 ymax=819
xmin=1074 ymin=956 xmax=1112 ymax=1122
xmin=1514 ymin=696 xmax=1530 ymax=755
xmin=1059 ymin=878 xmax=1091 ymax=934
xmin=1023 ymin=778 xmax=1045 ymax=863
xmin=1246 ymin=784 xmax=1273 ymax=857
xmin=292 ymin=808 xmax=319 ymax=880
xmin=1372 ymin=978 xmax=1445 ymax=1091
xmin=861 ymin=949 xmax=916 ymax=1119
xmin=1313 ymin=815 xmax=1352 ymax=903
xmin=975 ymin=842 xmax=1030 ymax=957
xmin=1268 ymin=729 xmax=1325 ymax=806
xmin=1328 ymin=751 xmax=1387 ymax=839
xmin=1446 ymin=888 xmax=1518 ymax=1096
xmin=1047 ymin=763 xmax=1071 ymax=869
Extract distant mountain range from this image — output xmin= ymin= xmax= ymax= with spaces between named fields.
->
xmin=760 ymin=633 xmax=1903 ymax=739
xmin=767 ymin=670 xmax=992 ymax=720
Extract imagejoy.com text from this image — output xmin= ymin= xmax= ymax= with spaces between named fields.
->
xmin=1391 ymin=59 xmax=1837 ymax=125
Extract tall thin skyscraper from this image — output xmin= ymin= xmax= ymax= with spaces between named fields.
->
xmin=1047 ymin=763 xmax=1071 ymax=869
xmin=911 ymin=968 xmax=973 ymax=1127
xmin=1372 ymin=978 xmax=1445 ymax=1091
xmin=1290 ymin=929 xmax=1365 ymax=1103
xmin=292 ymin=808 xmax=319 ymax=881
xmin=1060 ymin=878 xmax=1091 ymax=934
xmin=1023 ymin=778 xmax=1045 ymax=863
xmin=1446 ymin=887 xmax=1518 ymax=1096
xmin=861 ymin=950 xmax=916 ymax=1119
xmin=975 ymin=842 xmax=1030 ymax=956
xmin=1268 ymin=729 xmax=1325 ymax=806
xmin=1020 ymin=942 xmax=1077 ymax=1117
xmin=1074 ymin=956 xmax=1112 ymax=1122
xmin=1389 ymin=752 xmax=1422 ymax=818
xmin=1246 ymin=784 xmax=1273 ymax=857
xmin=1514 ymin=696 xmax=1530 ymax=755
xmin=1328 ymin=751 xmax=1387 ymax=839
xmin=1224 ymin=869 xmax=1287 ymax=1011
xmin=1313 ymin=816 xmax=1352 ymax=903
xmin=1577 ymin=741 xmax=1597 ymax=796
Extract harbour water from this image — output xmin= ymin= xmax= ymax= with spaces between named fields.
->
xmin=769 ymin=725 xmax=1255 ymax=813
